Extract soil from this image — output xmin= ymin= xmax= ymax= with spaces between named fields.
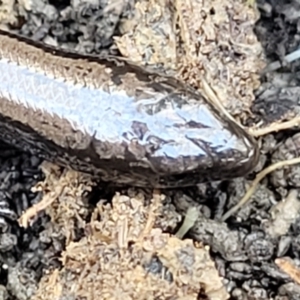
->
xmin=0 ymin=0 xmax=300 ymax=299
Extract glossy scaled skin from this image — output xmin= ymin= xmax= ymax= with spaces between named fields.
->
xmin=0 ymin=29 xmax=259 ymax=188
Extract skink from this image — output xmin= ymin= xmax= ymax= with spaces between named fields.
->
xmin=0 ymin=29 xmax=259 ymax=188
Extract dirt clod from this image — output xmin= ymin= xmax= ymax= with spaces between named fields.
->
xmin=32 ymin=191 xmax=229 ymax=300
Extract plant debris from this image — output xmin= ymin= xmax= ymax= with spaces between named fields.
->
xmin=19 ymin=162 xmax=94 ymax=245
xmin=115 ymin=0 xmax=265 ymax=118
xmin=31 ymin=189 xmax=229 ymax=300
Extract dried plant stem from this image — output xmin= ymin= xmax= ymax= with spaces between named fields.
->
xmin=202 ymin=78 xmax=242 ymax=127
xmin=18 ymin=185 xmax=65 ymax=228
xmin=136 ymin=189 xmax=162 ymax=243
xmin=222 ymin=157 xmax=300 ymax=221
xmin=249 ymin=117 xmax=300 ymax=137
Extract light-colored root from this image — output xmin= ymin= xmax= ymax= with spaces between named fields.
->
xmin=222 ymin=157 xmax=300 ymax=221
xmin=249 ymin=117 xmax=300 ymax=137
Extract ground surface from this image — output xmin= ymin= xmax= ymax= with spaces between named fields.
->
xmin=0 ymin=0 xmax=300 ymax=299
